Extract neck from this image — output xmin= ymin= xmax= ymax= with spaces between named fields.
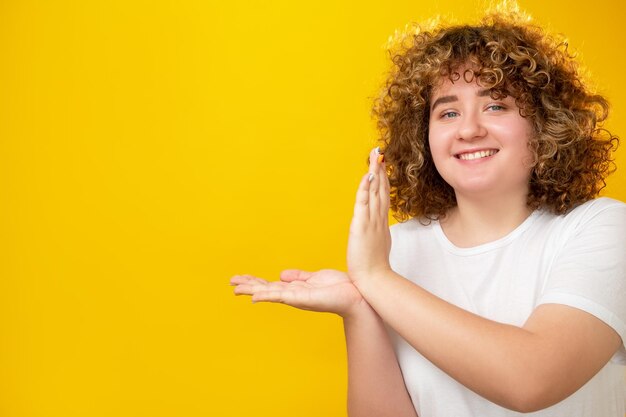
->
xmin=440 ymin=191 xmax=533 ymax=248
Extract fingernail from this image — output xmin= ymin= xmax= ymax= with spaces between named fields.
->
xmin=368 ymin=173 xmax=375 ymax=182
xmin=374 ymin=146 xmax=380 ymax=154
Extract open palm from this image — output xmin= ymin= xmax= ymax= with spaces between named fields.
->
xmin=230 ymin=269 xmax=364 ymax=317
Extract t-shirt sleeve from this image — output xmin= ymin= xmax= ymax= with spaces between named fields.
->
xmin=537 ymin=199 xmax=626 ymax=364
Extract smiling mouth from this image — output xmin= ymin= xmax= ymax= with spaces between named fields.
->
xmin=455 ymin=149 xmax=499 ymax=160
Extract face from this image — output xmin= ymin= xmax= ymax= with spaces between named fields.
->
xmin=427 ymin=73 xmax=534 ymax=201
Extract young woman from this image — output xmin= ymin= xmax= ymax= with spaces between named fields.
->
xmin=230 ymin=7 xmax=625 ymax=416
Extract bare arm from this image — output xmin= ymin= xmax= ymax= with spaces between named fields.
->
xmin=231 ymin=269 xmax=417 ymax=417
xmin=347 ymin=148 xmax=623 ymax=412
xmin=355 ymin=270 xmax=621 ymax=412
xmin=344 ymin=302 xmax=418 ymax=417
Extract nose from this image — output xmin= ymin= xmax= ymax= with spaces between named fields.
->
xmin=457 ymin=112 xmax=487 ymax=141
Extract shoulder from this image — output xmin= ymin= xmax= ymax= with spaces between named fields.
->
xmin=534 ymin=198 xmax=626 ymax=231
xmin=560 ymin=197 xmax=626 ymax=230
xmin=568 ymin=197 xmax=626 ymax=215
xmin=533 ymin=197 xmax=626 ymax=261
xmin=520 ymin=198 xmax=626 ymax=256
xmin=538 ymin=198 xmax=626 ymax=364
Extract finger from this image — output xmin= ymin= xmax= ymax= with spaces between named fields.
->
xmin=230 ymin=275 xmax=254 ymax=285
xmin=379 ymin=160 xmax=390 ymax=222
xmin=233 ymin=281 xmax=286 ymax=296
xmin=252 ymin=288 xmax=307 ymax=307
xmin=233 ymin=283 xmax=260 ymax=296
xmin=252 ymin=289 xmax=290 ymax=304
xmin=354 ymin=147 xmax=383 ymax=223
xmin=368 ymin=147 xmax=380 ymax=175
xmin=369 ymin=149 xmax=381 ymax=223
xmin=233 ymin=281 xmax=269 ymax=295
xmin=280 ymin=269 xmax=314 ymax=282
xmin=230 ymin=275 xmax=268 ymax=286
xmin=288 ymin=280 xmax=310 ymax=287
xmin=353 ymin=172 xmax=371 ymax=222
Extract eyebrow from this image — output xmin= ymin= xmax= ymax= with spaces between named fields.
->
xmin=430 ymin=89 xmax=493 ymax=112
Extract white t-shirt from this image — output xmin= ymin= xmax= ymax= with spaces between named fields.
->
xmin=388 ymin=197 xmax=626 ymax=417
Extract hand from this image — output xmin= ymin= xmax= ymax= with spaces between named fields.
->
xmin=230 ymin=269 xmax=365 ymax=318
xmin=347 ymin=147 xmax=392 ymax=285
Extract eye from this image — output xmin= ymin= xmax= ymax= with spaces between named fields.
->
xmin=441 ymin=111 xmax=460 ymax=119
xmin=487 ymin=104 xmax=506 ymax=111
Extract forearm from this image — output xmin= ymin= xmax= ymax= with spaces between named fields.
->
xmin=354 ymin=270 xmax=557 ymax=412
xmin=343 ymin=301 xmax=418 ymax=417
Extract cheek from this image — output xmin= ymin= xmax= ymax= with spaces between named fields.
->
xmin=509 ymin=118 xmax=533 ymax=141
xmin=513 ymin=129 xmax=534 ymax=166
xmin=427 ymin=126 xmax=446 ymax=155
xmin=427 ymin=137 xmax=449 ymax=177
xmin=427 ymin=136 xmax=443 ymax=164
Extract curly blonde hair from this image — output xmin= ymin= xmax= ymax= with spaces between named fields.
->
xmin=373 ymin=6 xmax=618 ymax=222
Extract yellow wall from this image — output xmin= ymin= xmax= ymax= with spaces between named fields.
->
xmin=1 ymin=1 xmax=624 ymax=416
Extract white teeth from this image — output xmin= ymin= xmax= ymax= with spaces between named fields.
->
xmin=458 ymin=150 xmax=497 ymax=160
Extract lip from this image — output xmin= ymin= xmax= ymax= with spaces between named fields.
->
xmin=454 ymin=148 xmax=499 ymax=160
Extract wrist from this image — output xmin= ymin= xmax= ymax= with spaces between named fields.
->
xmin=349 ymin=266 xmax=392 ymax=291
xmin=341 ymin=297 xmax=376 ymax=322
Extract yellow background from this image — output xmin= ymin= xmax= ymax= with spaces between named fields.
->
xmin=1 ymin=1 xmax=624 ymax=416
